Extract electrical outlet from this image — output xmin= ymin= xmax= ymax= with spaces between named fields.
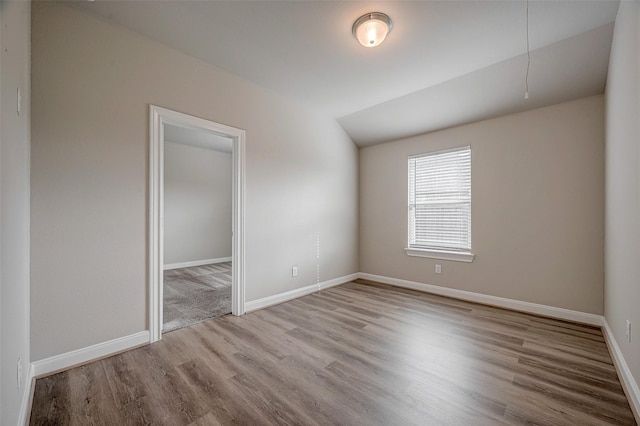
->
xmin=17 ymin=87 xmax=21 ymax=116
xmin=435 ymin=264 xmax=442 ymax=274
xmin=292 ymin=266 xmax=298 ymax=277
xmin=17 ymin=356 xmax=22 ymax=389
xmin=627 ymin=320 xmax=631 ymax=343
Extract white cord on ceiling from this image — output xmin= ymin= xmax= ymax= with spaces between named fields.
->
xmin=525 ymin=0 xmax=530 ymax=99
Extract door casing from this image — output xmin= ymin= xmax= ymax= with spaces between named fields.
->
xmin=149 ymin=105 xmax=246 ymax=343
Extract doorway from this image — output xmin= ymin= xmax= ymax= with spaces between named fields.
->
xmin=149 ymin=105 xmax=245 ymax=343
xmin=162 ymin=124 xmax=233 ymax=332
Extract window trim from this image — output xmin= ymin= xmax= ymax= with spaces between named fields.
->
xmin=407 ymin=145 xmax=474 ymax=263
xmin=404 ymin=247 xmax=475 ymax=262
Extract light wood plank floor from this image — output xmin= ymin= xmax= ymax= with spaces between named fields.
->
xmin=30 ymin=280 xmax=637 ymax=425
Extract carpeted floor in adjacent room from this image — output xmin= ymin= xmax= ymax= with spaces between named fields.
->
xmin=163 ymin=262 xmax=231 ymax=332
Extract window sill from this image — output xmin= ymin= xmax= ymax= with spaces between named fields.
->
xmin=405 ymin=248 xmax=475 ymax=263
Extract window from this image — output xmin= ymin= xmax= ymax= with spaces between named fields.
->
xmin=406 ymin=146 xmax=474 ymax=262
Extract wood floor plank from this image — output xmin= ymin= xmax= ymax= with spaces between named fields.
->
xmin=175 ymin=360 xmax=263 ymax=425
xmin=29 ymin=372 xmax=71 ymax=425
xmin=30 ymin=281 xmax=637 ymax=425
xmin=188 ymin=412 xmax=223 ymax=426
xmin=67 ymin=362 xmax=123 ymax=425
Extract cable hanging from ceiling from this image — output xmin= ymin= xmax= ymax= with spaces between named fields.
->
xmin=525 ymin=0 xmax=530 ymax=99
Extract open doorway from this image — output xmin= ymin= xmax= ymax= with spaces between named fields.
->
xmin=149 ymin=106 xmax=245 ymax=343
xmin=162 ymin=124 xmax=233 ymax=332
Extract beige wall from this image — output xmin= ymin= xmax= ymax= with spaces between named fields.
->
xmin=605 ymin=0 xmax=640 ymax=401
xmin=164 ymin=142 xmax=232 ymax=265
xmin=0 ymin=1 xmax=31 ymax=424
xmin=31 ymin=2 xmax=358 ymax=361
xmin=360 ymin=95 xmax=604 ymax=314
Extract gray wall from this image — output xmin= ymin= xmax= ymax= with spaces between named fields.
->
xmin=360 ymin=95 xmax=604 ymax=314
xmin=31 ymin=2 xmax=358 ymax=361
xmin=605 ymin=0 xmax=640 ymax=399
xmin=164 ymin=141 xmax=232 ymax=265
xmin=0 ymin=1 xmax=31 ymax=424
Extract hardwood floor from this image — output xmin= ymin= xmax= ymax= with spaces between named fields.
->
xmin=30 ymin=280 xmax=637 ymax=425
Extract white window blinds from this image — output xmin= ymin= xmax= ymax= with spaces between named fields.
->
xmin=408 ymin=146 xmax=471 ymax=252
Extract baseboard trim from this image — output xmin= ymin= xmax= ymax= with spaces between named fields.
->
xmin=31 ymin=331 xmax=150 ymax=378
xmin=357 ymin=273 xmax=603 ymax=326
xmin=602 ymin=318 xmax=640 ymax=422
xmin=18 ymin=364 xmax=36 ymax=426
xmin=244 ymin=273 xmax=359 ymax=313
xmin=244 ymin=283 xmax=317 ymax=313
xmin=320 ymin=273 xmax=360 ymax=291
xmin=164 ymin=257 xmax=231 ymax=270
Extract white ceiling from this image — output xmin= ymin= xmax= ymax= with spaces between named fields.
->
xmin=70 ymin=0 xmax=619 ymax=147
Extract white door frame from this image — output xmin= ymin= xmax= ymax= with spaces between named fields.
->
xmin=149 ymin=105 xmax=245 ymax=343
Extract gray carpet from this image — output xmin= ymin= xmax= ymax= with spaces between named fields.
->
xmin=163 ymin=262 xmax=231 ymax=333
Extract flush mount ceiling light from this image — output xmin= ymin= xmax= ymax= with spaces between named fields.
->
xmin=352 ymin=12 xmax=393 ymax=48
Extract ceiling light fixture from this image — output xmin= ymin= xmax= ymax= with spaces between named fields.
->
xmin=352 ymin=12 xmax=393 ymax=48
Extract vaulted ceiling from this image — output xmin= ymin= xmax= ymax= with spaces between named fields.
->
xmin=69 ymin=1 xmax=619 ymax=147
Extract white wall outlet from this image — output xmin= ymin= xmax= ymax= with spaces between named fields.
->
xmin=17 ymin=356 xmax=22 ymax=389
xmin=292 ymin=266 xmax=298 ymax=277
xmin=435 ymin=264 xmax=442 ymax=274
xmin=626 ymin=320 xmax=631 ymax=343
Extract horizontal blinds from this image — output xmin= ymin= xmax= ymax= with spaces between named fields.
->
xmin=408 ymin=146 xmax=471 ymax=251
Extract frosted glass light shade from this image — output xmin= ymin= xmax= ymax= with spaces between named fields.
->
xmin=352 ymin=13 xmax=393 ymax=48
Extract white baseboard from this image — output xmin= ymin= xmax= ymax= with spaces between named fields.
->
xmin=31 ymin=331 xmax=150 ymax=378
xmin=602 ymin=318 xmax=640 ymax=422
xmin=244 ymin=282 xmax=318 ymax=313
xmin=164 ymin=257 xmax=231 ymax=270
xmin=244 ymin=273 xmax=359 ymax=313
xmin=18 ymin=364 xmax=35 ymax=426
xmin=358 ymin=273 xmax=603 ymax=326
xmin=320 ymin=273 xmax=359 ymax=291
